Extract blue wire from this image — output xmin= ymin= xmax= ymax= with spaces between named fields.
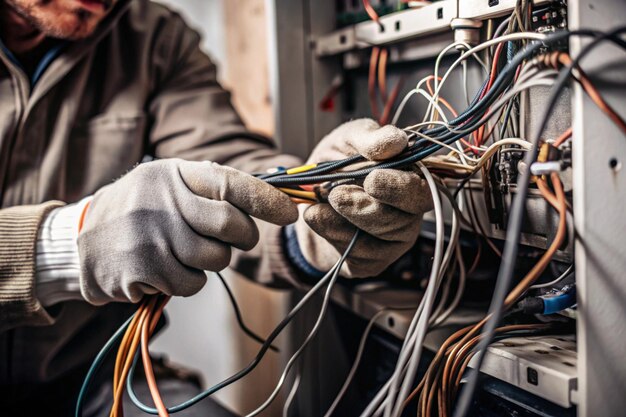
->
xmin=75 ymin=313 xmax=135 ymax=417
xmin=125 ymin=232 xmax=360 ymax=414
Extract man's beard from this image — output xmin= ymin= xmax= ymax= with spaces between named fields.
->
xmin=4 ymin=0 xmax=105 ymax=40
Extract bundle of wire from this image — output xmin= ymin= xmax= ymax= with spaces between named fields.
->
xmin=75 ymin=232 xmax=359 ymax=417
xmin=75 ymin=20 xmax=626 ymax=417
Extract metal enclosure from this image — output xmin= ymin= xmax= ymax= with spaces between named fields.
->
xmin=266 ymin=0 xmax=626 ymax=416
xmin=569 ymin=1 xmax=626 ymax=417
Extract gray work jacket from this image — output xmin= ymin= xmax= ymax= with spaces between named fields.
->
xmin=0 ymin=0 xmax=301 ymax=406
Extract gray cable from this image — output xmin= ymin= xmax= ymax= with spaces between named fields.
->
xmin=388 ymin=163 xmax=445 ymax=417
xmin=282 ymin=372 xmax=301 ymax=417
xmin=323 ymin=307 xmax=413 ymax=417
xmin=529 ymin=264 xmax=574 ymax=289
xmin=244 ymin=231 xmax=360 ymax=417
xmin=360 ymin=163 xmax=446 ymax=417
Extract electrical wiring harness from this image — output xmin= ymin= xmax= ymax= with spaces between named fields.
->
xmin=75 ymin=12 xmax=626 ymax=417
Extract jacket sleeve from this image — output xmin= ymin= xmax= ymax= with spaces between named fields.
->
xmin=147 ymin=12 xmax=303 ymax=287
xmin=0 ymin=201 xmax=64 ymax=331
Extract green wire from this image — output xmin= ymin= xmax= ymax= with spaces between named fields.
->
xmin=75 ymin=313 xmax=135 ymax=417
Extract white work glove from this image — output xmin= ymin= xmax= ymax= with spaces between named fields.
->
xmin=78 ymin=159 xmax=297 ymax=305
xmin=291 ymin=119 xmax=432 ymax=277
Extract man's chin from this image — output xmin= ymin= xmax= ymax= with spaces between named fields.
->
xmin=46 ymin=15 xmax=100 ymax=40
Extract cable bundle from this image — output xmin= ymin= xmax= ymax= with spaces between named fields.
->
xmin=74 ymin=13 xmax=626 ymax=416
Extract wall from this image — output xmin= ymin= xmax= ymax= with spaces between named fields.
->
xmin=156 ymin=0 xmax=273 ymax=134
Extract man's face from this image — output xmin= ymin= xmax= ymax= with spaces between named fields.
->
xmin=5 ymin=0 xmax=116 ymax=40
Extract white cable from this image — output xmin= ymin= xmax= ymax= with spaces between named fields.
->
xmin=282 ymin=372 xmax=301 ymax=417
xmin=530 ymin=264 xmax=574 ymax=289
xmin=432 ymin=243 xmax=467 ymax=327
xmin=434 ymin=186 xmax=469 ymax=326
xmin=244 ymin=232 xmax=359 ymax=417
xmin=393 ymin=41 xmax=488 ymax=126
xmin=405 ymin=129 xmax=481 ymax=163
xmin=429 ymin=182 xmax=462 ymax=325
xmin=393 ymin=83 xmax=449 ymax=126
xmin=431 ymin=32 xmax=548 ymax=113
xmin=323 ymin=308 xmax=412 ymax=417
xmin=386 ymin=163 xmax=445 ymax=417
xmin=428 ymin=42 xmax=488 ymax=123
xmin=375 ymin=164 xmax=444 ymax=417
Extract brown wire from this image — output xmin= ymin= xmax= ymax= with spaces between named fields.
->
xmin=553 ymin=127 xmax=573 ymax=147
xmin=406 ymin=167 xmax=568 ymax=417
xmin=556 ymin=54 xmax=626 ymax=134
xmin=368 ymin=46 xmax=381 ymax=121
xmin=141 ymin=296 xmax=171 ymax=417
xmin=378 ymin=48 xmax=389 ymax=103
xmin=380 ymin=77 xmax=404 ymax=125
xmin=111 ymin=297 xmax=156 ymax=417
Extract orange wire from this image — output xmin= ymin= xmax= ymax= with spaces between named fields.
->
xmin=363 ymin=0 xmax=382 ymax=26
xmin=380 ymin=77 xmax=404 ymax=125
xmin=405 ymin=170 xmax=569 ymax=416
xmin=556 ymin=54 xmax=626 ymax=135
xmin=368 ymin=47 xmax=381 ymax=121
xmin=112 ymin=302 xmax=146 ymax=405
xmin=554 ymin=127 xmax=573 ymax=147
xmin=77 ymin=201 xmax=91 ymax=233
xmin=425 ymin=76 xmax=479 ymax=151
xmin=141 ymin=297 xmax=171 ymax=417
xmin=290 ymin=197 xmax=315 ymax=205
xmin=111 ymin=298 xmax=156 ymax=417
xmin=378 ymin=48 xmax=389 ymax=103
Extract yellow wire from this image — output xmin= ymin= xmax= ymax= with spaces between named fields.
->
xmin=279 ymin=188 xmax=317 ymax=200
xmin=286 ymin=163 xmax=317 ymax=175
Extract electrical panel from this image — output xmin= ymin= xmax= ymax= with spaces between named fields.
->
xmin=266 ymin=0 xmax=626 ymax=416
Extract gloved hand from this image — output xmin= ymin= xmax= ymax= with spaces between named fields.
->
xmin=78 ymin=159 xmax=298 ymax=305
xmin=292 ymin=119 xmax=432 ymax=277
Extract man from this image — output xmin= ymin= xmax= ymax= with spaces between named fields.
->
xmin=0 ymin=0 xmax=431 ymax=415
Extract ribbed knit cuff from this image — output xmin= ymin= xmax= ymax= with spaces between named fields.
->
xmin=35 ymin=197 xmax=92 ymax=306
xmin=0 ymin=201 xmax=65 ymax=331
xmin=283 ymin=224 xmax=326 ymax=280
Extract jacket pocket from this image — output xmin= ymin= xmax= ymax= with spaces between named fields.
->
xmin=67 ymin=113 xmax=147 ymax=200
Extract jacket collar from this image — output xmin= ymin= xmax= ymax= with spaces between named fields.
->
xmin=24 ymin=0 xmax=133 ymax=111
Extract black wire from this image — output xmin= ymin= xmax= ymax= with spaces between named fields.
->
xmin=118 ymin=27 xmax=626 ymax=417
xmin=269 ymin=30 xmax=625 ymax=188
xmin=126 ymin=233 xmax=360 ymax=414
xmin=265 ymin=34 xmax=559 ymax=187
xmin=452 ymin=27 xmax=626 ymax=417
xmin=215 ymin=271 xmax=279 ymax=352
xmin=532 ymin=27 xmax=626 ymax=144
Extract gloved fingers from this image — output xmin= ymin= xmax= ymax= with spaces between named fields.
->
xmin=302 ymin=203 xmax=356 ymax=244
xmin=363 ymin=169 xmax=433 ymax=214
xmin=302 ymin=205 xmax=413 ymax=277
xmin=172 ymin=230 xmax=233 ymax=272
xmin=333 ymin=118 xmax=408 ymax=161
xmin=128 ymin=268 xmax=208 ymax=299
xmin=180 ymin=197 xmax=259 ymax=251
xmin=343 ymin=237 xmax=414 ymax=278
xmin=179 ymin=161 xmax=298 ymax=226
xmin=327 ymin=184 xmax=421 ymax=242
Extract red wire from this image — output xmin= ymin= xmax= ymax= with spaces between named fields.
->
xmin=475 ymin=43 xmax=505 ymax=147
xmin=363 ymin=0 xmax=382 ymax=26
xmin=380 ymin=77 xmax=404 ymax=125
